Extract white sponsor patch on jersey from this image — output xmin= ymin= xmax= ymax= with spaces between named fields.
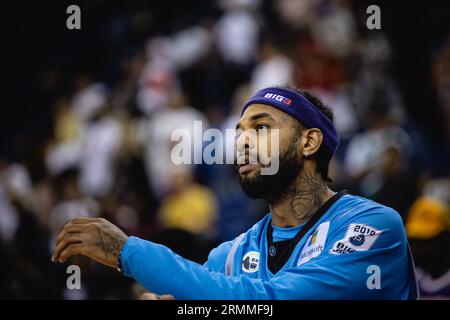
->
xmin=242 ymin=251 xmax=260 ymax=273
xmin=330 ymin=223 xmax=382 ymax=254
xmin=297 ymin=222 xmax=330 ymax=266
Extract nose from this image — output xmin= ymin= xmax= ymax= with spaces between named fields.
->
xmin=236 ymin=129 xmax=256 ymax=155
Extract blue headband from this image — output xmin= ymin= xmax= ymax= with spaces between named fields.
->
xmin=241 ymin=87 xmax=340 ymax=160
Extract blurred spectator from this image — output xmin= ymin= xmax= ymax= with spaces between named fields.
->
xmin=406 ymin=195 xmax=450 ymax=299
xmin=0 ymin=159 xmax=32 ymax=242
xmin=137 ymin=38 xmax=179 ymax=115
xmin=158 ymin=166 xmax=217 ymax=237
xmin=48 ymin=169 xmax=99 ymax=249
xmin=371 ymin=146 xmax=419 ymax=220
xmin=139 ymin=90 xmax=209 ymax=197
xmin=274 ymin=0 xmax=314 ymax=30
xmin=310 ymin=2 xmax=356 ymax=58
xmin=250 ymin=38 xmax=294 ymax=92
xmin=71 ymin=78 xmax=108 ymax=123
xmin=433 ymin=38 xmax=450 ymax=141
xmin=344 ymin=104 xmax=412 ymax=197
xmin=78 ymin=107 xmax=123 ymax=197
xmin=215 ymin=5 xmax=259 ymax=66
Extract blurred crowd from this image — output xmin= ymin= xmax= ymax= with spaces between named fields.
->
xmin=1 ymin=0 xmax=450 ymax=299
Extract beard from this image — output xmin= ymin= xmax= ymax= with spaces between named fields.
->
xmin=237 ymin=145 xmax=303 ymax=205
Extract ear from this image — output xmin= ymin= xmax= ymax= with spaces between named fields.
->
xmin=301 ymin=128 xmax=323 ymax=157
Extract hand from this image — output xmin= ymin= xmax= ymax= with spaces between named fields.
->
xmin=139 ymin=292 xmax=175 ymax=300
xmin=51 ymin=217 xmax=128 ymax=269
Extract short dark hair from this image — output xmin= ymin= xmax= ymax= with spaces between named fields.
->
xmin=280 ymin=86 xmax=335 ymax=182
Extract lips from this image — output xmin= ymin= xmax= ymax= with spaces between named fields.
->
xmin=238 ymin=163 xmax=258 ymax=174
xmin=237 ymin=155 xmax=259 ymax=174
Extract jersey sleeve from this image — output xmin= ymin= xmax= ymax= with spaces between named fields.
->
xmin=120 ymin=205 xmax=414 ymax=299
xmin=202 ymin=240 xmax=234 ymax=273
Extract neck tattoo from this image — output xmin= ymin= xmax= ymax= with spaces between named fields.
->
xmin=290 ymin=171 xmax=328 ymax=221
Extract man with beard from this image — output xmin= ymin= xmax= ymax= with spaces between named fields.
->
xmin=51 ymin=86 xmax=418 ymax=299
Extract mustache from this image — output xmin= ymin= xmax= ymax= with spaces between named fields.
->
xmin=236 ymin=154 xmax=256 ymax=165
xmin=235 ymin=153 xmax=274 ymax=169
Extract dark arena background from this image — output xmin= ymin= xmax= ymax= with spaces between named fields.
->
xmin=1 ymin=0 xmax=450 ymax=300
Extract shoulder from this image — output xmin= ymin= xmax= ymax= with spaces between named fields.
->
xmin=332 ymin=194 xmax=404 ymax=228
xmin=328 ymin=194 xmax=407 ymax=250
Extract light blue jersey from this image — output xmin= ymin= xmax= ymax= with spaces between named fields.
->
xmin=120 ymin=192 xmax=418 ymax=299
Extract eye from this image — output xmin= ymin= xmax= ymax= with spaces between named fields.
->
xmin=256 ymin=124 xmax=270 ymax=131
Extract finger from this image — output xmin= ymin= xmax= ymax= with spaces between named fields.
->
xmin=70 ymin=217 xmax=98 ymax=224
xmin=54 ymin=222 xmax=96 ymax=250
xmin=139 ymin=292 xmax=159 ymax=300
xmin=55 ymin=224 xmax=83 ymax=247
xmin=53 ymin=233 xmax=82 ymax=262
xmin=59 ymin=243 xmax=85 ymax=262
xmin=139 ymin=292 xmax=175 ymax=300
xmin=53 ymin=233 xmax=83 ymax=262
